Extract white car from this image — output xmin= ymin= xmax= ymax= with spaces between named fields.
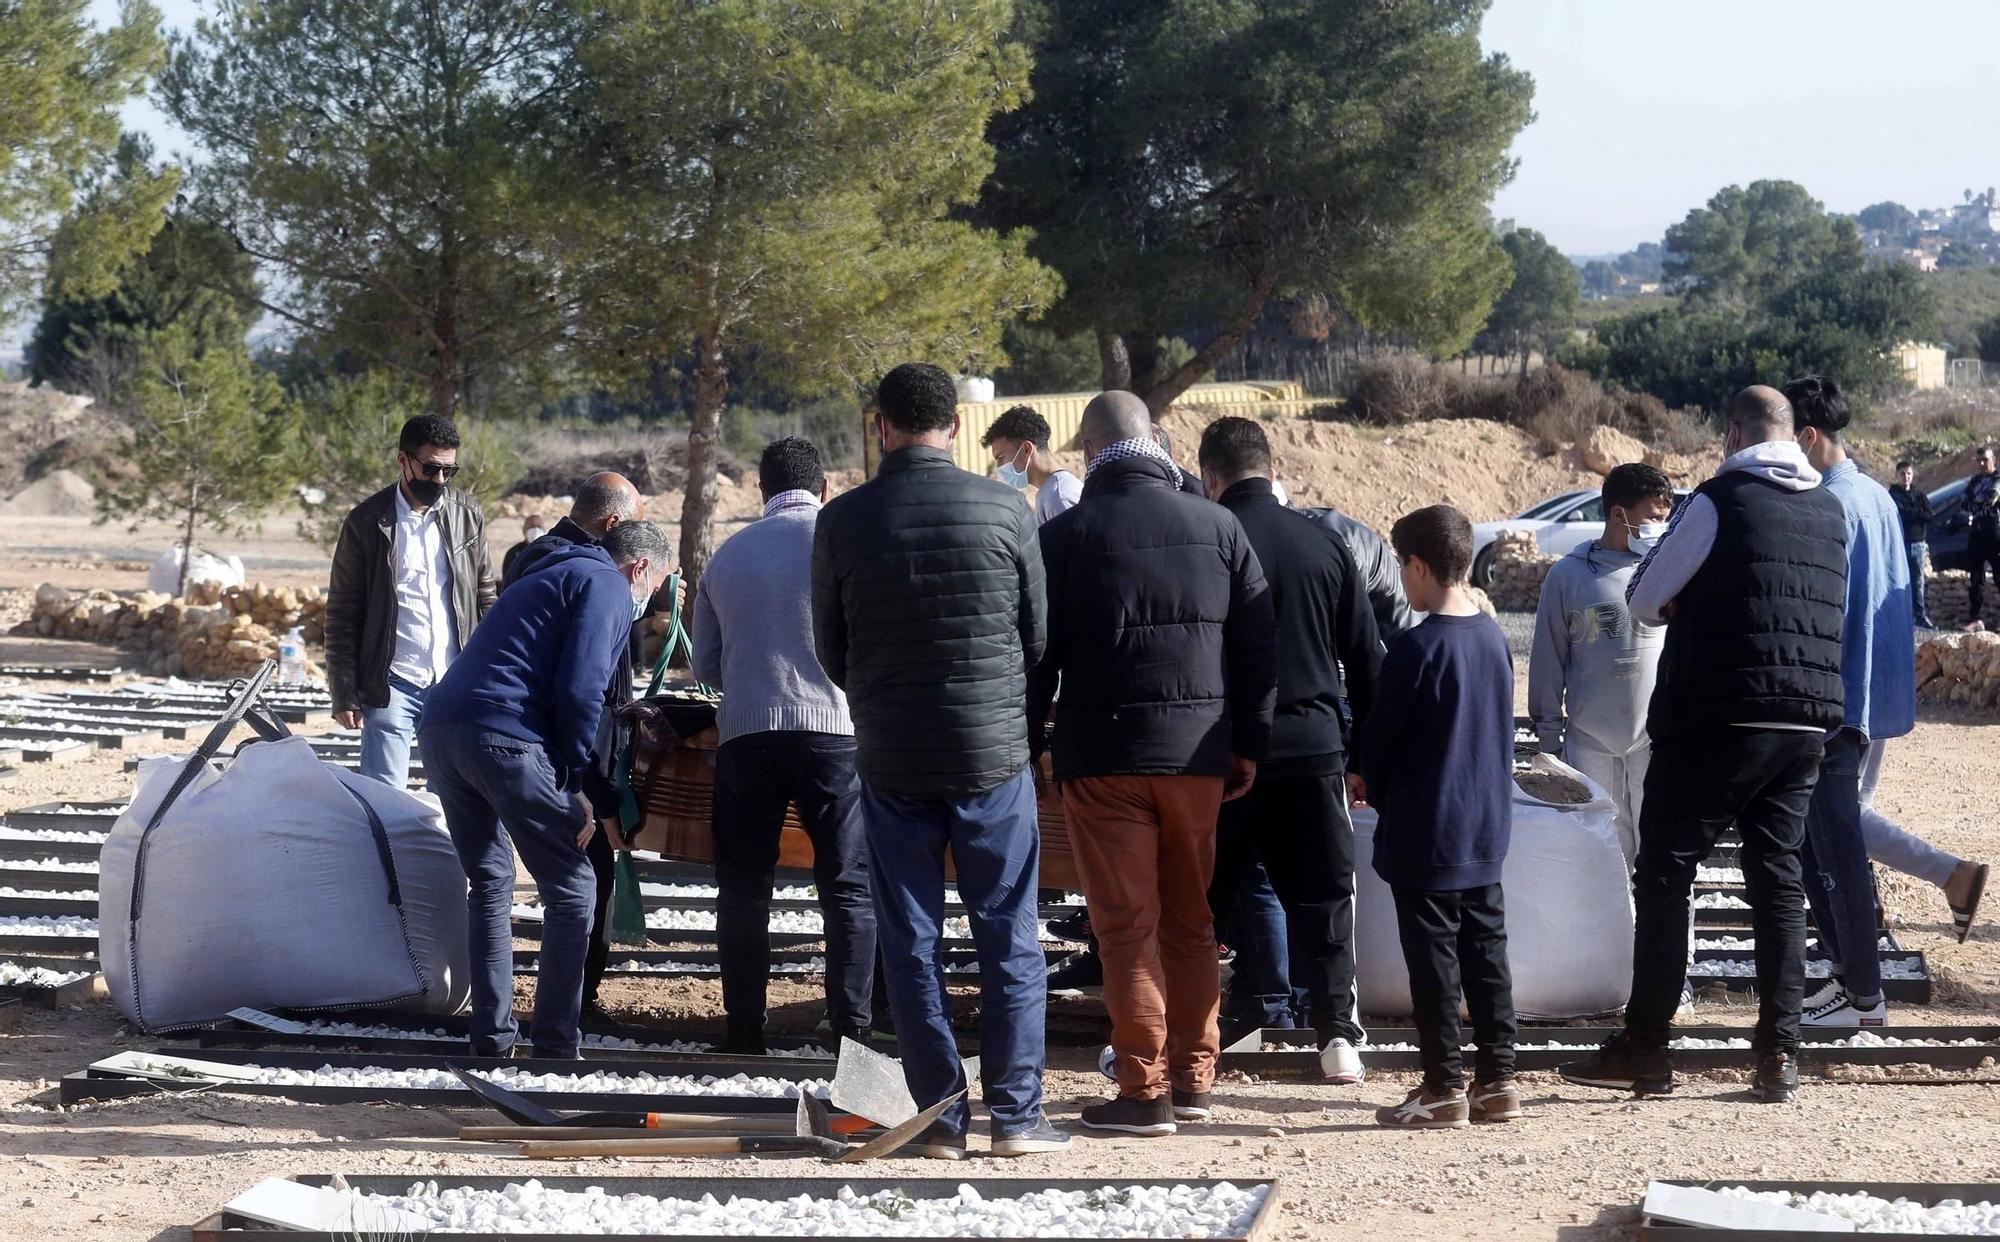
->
xmin=1470 ymin=489 xmax=1687 ymax=589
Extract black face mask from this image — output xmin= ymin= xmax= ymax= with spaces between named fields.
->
xmin=407 ymin=477 xmax=445 ymax=507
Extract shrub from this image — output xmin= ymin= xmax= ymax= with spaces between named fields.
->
xmin=1341 ymin=356 xmax=1711 ymax=455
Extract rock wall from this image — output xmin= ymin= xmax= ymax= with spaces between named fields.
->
xmin=1921 ymin=570 xmax=2000 ymax=632
xmin=1489 ymin=530 xmax=1558 ymax=612
xmin=1918 ymin=631 xmax=2000 ymax=708
xmin=30 ymin=582 xmax=326 ymax=681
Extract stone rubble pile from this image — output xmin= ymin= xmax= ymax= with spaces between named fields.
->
xmin=1488 ymin=530 xmax=1557 ymax=611
xmin=1917 ymin=630 xmax=2000 ymax=708
xmin=27 ymin=582 xmax=326 ymax=681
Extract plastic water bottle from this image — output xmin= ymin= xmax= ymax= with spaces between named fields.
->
xmin=279 ymin=626 xmax=307 ymax=685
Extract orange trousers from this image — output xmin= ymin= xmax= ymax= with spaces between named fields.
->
xmin=1062 ymin=774 xmax=1226 ymax=1099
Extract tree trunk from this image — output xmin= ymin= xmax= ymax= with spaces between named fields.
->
xmin=1125 ymin=334 xmax=1165 ymax=398
xmin=1097 ymin=327 xmax=1131 ymax=390
xmin=176 ymin=489 xmax=198 ymax=599
xmin=431 ymin=247 xmax=460 ymax=420
xmin=1138 ymin=271 xmax=1278 ymax=416
xmin=678 ymin=324 xmax=728 ymax=592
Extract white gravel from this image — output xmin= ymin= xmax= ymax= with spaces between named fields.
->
xmin=1362 ymin=1034 xmax=1990 ymax=1052
xmin=603 ymin=957 xmax=826 ymax=975
xmin=0 ymin=960 xmax=93 ymax=987
xmin=280 ymin=1020 xmax=835 ymax=1059
xmin=0 ymin=914 xmax=98 ymax=936
xmin=350 ymin=1178 xmax=1270 ymax=1237
xmin=1693 ymin=893 xmax=1751 ymax=909
xmin=121 ymin=1058 xmax=824 ymax=1099
xmin=0 ymin=886 xmax=97 ymax=900
xmin=1697 ymin=935 xmax=1897 ymax=952
xmin=0 ymin=827 xmax=107 ymax=844
xmin=1691 ymin=957 xmax=1927 ymax=980
xmin=0 ymin=857 xmax=97 ymax=873
xmin=1713 ymin=1185 xmax=2000 ymax=1234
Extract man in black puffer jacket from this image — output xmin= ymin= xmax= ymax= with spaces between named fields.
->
xmin=1029 ymin=390 xmax=1277 ymax=1139
xmin=812 ymin=362 xmax=1064 ymax=1160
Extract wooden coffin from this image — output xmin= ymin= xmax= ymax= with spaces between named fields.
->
xmin=631 ymin=727 xmax=1081 ymax=891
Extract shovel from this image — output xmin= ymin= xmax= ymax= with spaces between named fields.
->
xmin=514 ymin=1088 xmax=968 ymax=1163
xmin=449 ymin=1066 xmax=870 ymax=1136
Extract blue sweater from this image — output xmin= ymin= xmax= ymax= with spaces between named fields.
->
xmin=421 ymin=542 xmax=634 ymax=792
xmin=1821 ymin=459 xmax=1916 ymax=741
xmin=1356 ymin=612 xmax=1515 ymax=892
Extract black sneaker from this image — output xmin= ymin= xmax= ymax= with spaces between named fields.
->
xmin=713 ymin=1022 xmax=767 ymax=1057
xmin=1751 ymin=1049 xmax=1799 ymax=1103
xmin=580 ymin=1000 xmax=613 ymax=1029
xmin=905 ymin=1121 xmax=968 ymax=1160
xmin=1080 ymin=1094 xmax=1177 ymax=1137
xmin=1046 ymin=909 xmax=1094 ymax=941
xmin=1046 ymin=948 xmax=1104 ymax=992
xmin=1558 ymin=1031 xmax=1675 ymax=1096
xmin=1171 ymin=1089 xmax=1212 ymax=1122
xmin=990 ymin=1116 xmax=1072 ymax=1156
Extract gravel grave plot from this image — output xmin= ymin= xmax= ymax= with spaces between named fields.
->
xmin=1696 ymin=865 xmax=1746 ymax=883
xmin=1697 ymin=935 xmax=1898 ymax=951
xmin=0 ymin=826 xmax=107 ymax=843
xmin=0 ymin=885 xmax=97 ymax=899
xmin=115 ymin=1057 xmax=825 ymax=1099
xmin=1712 ymin=1185 xmax=2000 ymax=1234
xmin=517 ymin=904 xmax=1072 ymax=944
xmin=0 ymin=914 xmax=98 ymax=936
xmin=1359 ymin=1033 xmax=1996 ymax=1052
xmin=347 ymin=1179 xmax=1272 ymax=1238
xmin=270 ymin=1020 xmax=837 ymax=1060
xmin=603 ymin=957 xmax=827 ymax=976
xmin=640 ymin=882 xmax=818 ymax=902
xmin=1694 ymin=892 xmax=1751 ymax=909
xmin=0 ymin=856 xmax=96 ymax=872
xmin=0 ymin=960 xmax=92 ymax=987
xmin=1693 ymin=956 xmax=1928 ymax=980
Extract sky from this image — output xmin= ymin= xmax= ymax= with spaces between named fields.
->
xmin=83 ymin=0 xmax=2000 ymax=262
xmin=1481 ymin=0 xmax=2000 ymax=255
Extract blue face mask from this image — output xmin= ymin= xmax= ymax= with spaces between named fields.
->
xmin=995 ymin=445 xmax=1030 ymax=490
xmin=630 ymin=571 xmax=652 ymax=622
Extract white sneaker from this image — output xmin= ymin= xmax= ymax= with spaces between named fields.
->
xmin=1097 ymin=1043 xmax=1117 ymax=1082
xmin=1803 ymin=988 xmax=1889 ymax=1028
xmin=1800 ymin=979 xmax=1844 ymax=1012
xmin=1676 ymin=984 xmax=1695 ymax=1017
xmin=1320 ymin=1037 xmax=1365 ymax=1084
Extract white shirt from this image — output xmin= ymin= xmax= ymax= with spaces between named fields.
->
xmin=1033 ymin=470 xmax=1083 ymax=525
xmin=388 ymin=486 xmax=459 ymax=688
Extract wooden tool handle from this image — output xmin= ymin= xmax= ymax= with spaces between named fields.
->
xmin=517 ymin=1136 xmax=750 ymax=1158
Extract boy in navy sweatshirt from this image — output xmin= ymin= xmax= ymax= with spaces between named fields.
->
xmin=1352 ymin=504 xmax=1518 ymax=1129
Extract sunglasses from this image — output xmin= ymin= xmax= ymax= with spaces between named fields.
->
xmin=409 ymin=459 xmax=461 ymax=481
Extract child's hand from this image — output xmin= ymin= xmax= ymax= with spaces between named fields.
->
xmin=1345 ymin=772 xmax=1368 ymax=807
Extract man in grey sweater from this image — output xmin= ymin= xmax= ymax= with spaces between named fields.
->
xmin=693 ymin=436 xmax=875 ymax=1054
xmin=1528 ymin=463 xmax=1675 ymax=864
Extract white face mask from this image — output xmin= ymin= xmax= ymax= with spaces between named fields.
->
xmin=1628 ymin=521 xmax=1669 ymax=556
xmin=995 ymin=444 xmax=1030 ymax=490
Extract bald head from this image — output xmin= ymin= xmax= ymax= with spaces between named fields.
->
xmin=571 ymin=471 xmax=643 ymax=538
xmin=1078 ymin=390 xmax=1154 ymax=461
xmin=1727 ymin=385 xmax=1794 ymax=448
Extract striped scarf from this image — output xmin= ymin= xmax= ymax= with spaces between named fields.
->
xmin=1085 ymin=436 xmax=1183 ymax=489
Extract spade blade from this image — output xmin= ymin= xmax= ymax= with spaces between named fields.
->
xmin=834 ymin=1088 xmax=968 ymax=1163
xmin=450 ymin=1065 xmax=566 ymax=1127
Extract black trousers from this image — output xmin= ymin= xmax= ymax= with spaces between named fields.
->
xmin=1207 ymin=765 xmax=1361 ymax=1042
xmin=1970 ymin=534 xmax=2000 ymax=619
xmin=713 ymin=731 xmax=876 ymax=1034
xmin=1391 ymin=883 xmax=1516 ymax=1092
xmin=582 ymin=824 xmax=614 ymax=1006
xmin=1627 ymin=727 xmax=1823 ymax=1051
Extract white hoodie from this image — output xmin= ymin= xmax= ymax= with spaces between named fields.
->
xmin=1625 ymin=439 xmax=1821 ymax=625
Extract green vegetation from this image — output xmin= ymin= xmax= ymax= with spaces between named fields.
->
xmin=1476 ymin=228 xmax=1580 ymax=371
xmin=0 ymin=0 xmax=167 ymax=312
xmin=980 ymin=0 xmax=1533 ymax=412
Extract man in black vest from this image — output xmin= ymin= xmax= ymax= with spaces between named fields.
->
xmin=1561 ymin=385 xmax=1847 ymax=1105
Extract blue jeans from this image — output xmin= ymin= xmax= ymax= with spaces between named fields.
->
xmin=361 ymin=675 xmax=427 ymax=787
xmin=1802 ymin=727 xmax=1883 ymax=1003
xmin=1906 ymin=543 xmax=1934 ymax=629
xmin=421 ymin=722 xmax=596 ymax=1059
xmin=860 ymin=768 xmax=1045 ymax=1137
xmin=1223 ymin=863 xmax=1302 ymax=1030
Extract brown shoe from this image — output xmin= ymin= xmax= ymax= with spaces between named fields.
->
xmin=1468 ymin=1077 xmax=1523 ymax=1122
xmin=1374 ymin=1085 xmax=1469 ymax=1130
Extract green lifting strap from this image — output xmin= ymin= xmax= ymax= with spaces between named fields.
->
xmin=615 ymin=572 xmax=709 ymax=832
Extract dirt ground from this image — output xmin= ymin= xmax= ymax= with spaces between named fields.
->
xmin=3 ymin=640 xmax=2000 ymax=1240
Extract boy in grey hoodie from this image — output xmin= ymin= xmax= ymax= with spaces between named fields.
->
xmin=1529 ymin=464 xmax=1676 ymax=863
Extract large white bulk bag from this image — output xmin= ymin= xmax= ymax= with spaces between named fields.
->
xmin=100 ymin=735 xmax=471 ymax=1032
xmin=147 ymin=546 xmax=245 ymax=596
xmin=1353 ymin=755 xmax=1633 ymax=1021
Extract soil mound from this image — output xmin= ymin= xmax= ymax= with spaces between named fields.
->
xmin=0 ymin=468 xmax=98 ymax=518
